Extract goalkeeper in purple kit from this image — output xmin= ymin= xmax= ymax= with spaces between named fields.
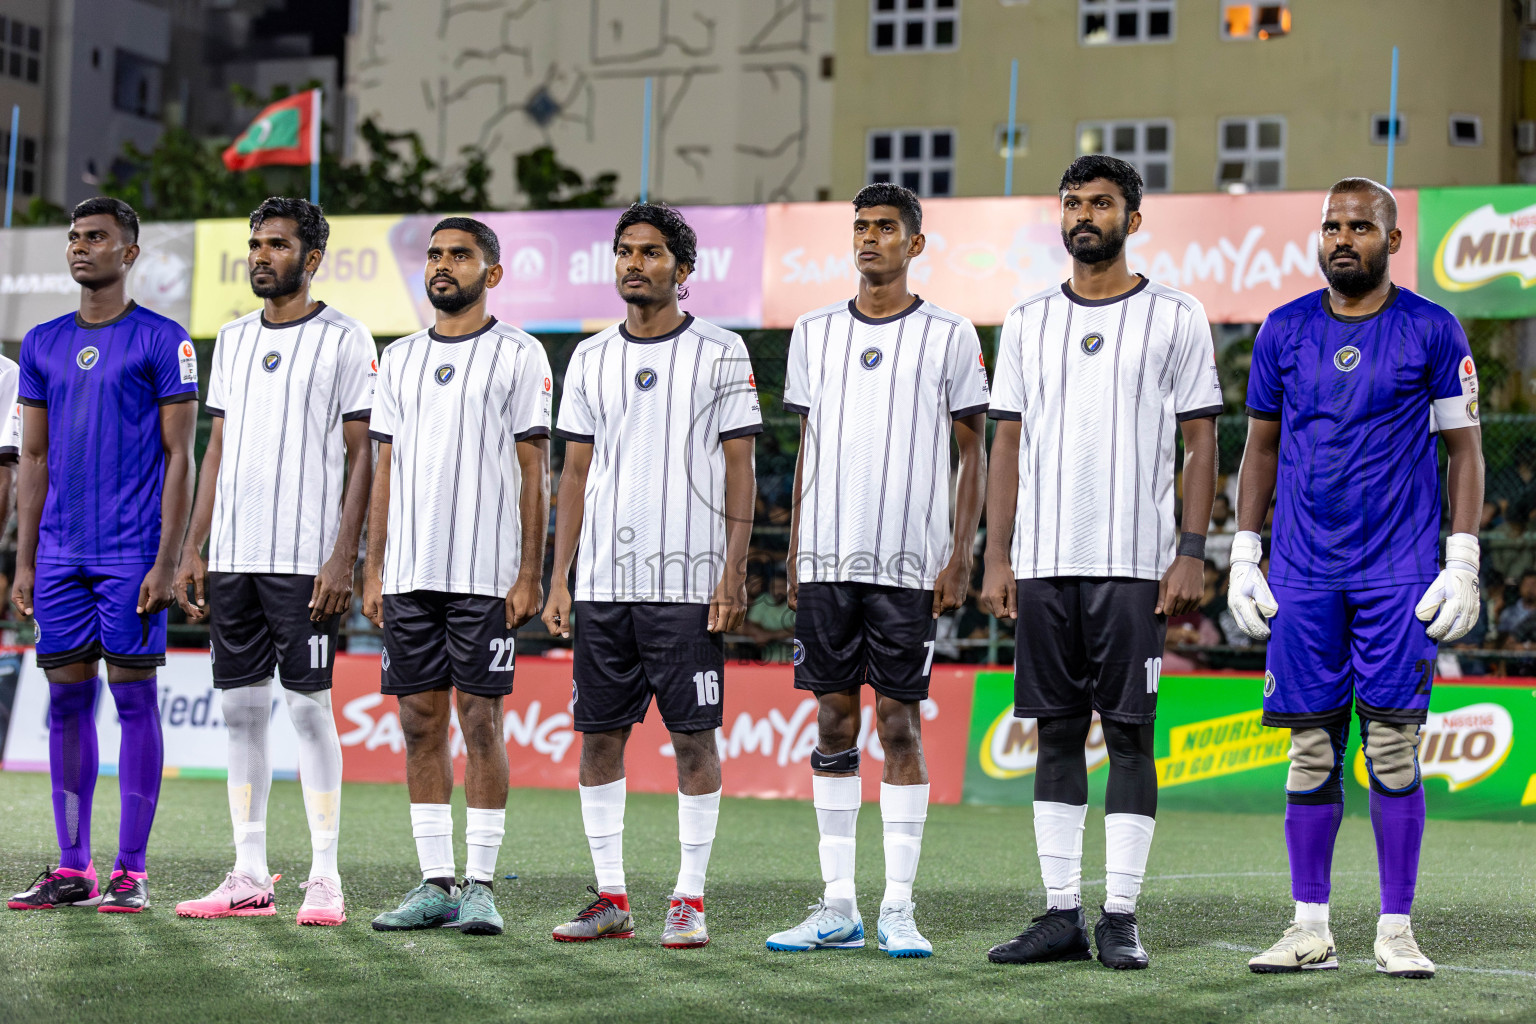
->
xmin=1232 ymin=179 xmax=1483 ymax=979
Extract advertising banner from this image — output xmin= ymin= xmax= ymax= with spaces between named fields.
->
xmin=190 ymin=206 xmax=764 ymax=338
xmin=0 ymin=221 xmax=195 ymax=341
xmin=963 ymin=671 xmax=1536 ymax=821
xmin=762 ymin=191 xmax=1419 ymax=328
xmin=1417 ymin=185 xmax=1536 ymax=318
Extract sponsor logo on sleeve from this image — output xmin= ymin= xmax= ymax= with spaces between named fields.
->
xmin=179 ymin=340 xmax=198 ymax=383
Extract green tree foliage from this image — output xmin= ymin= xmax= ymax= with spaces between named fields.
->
xmin=515 ymin=146 xmax=617 ymax=209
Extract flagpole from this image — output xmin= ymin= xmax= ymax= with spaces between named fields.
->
xmin=1003 ymin=59 xmax=1019 ymax=197
xmin=4 ymin=105 xmax=18 ymax=228
xmin=639 ymin=77 xmax=653 ymax=204
xmin=311 ymin=88 xmax=321 ymax=205
xmin=1385 ymin=47 xmax=1399 ymax=188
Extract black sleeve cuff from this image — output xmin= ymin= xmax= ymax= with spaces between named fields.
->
xmin=206 ymin=406 xmax=224 ymax=419
xmin=1245 ymin=405 xmax=1281 ymax=422
xmin=782 ymin=401 xmax=810 ymax=416
xmin=987 ymin=409 xmax=1023 ymax=421
xmin=18 ymin=396 xmax=45 ymax=408
xmin=554 ymin=428 xmax=595 ymax=445
xmin=1176 ymin=404 xmax=1224 ymax=422
xmin=514 ymin=426 xmax=552 ymax=442
xmin=368 ymin=430 xmax=393 ymax=444
xmin=0 ymin=448 xmax=16 ymax=465
xmin=342 ymin=409 xmax=372 ymax=422
xmin=157 ymin=392 xmax=199 ymax=406
xmin=951 ymin=403 xmax=989 ymax=420
xmin=719 ymin=423 xmax=765 ymax=441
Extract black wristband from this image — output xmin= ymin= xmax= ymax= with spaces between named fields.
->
xmin=1178 ymin=532 xmax=1206 ymax=560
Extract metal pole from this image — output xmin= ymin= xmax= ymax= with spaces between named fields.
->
xmin=5 ymin=105 xmax=18 ymax=228
xmin=310 ymin=88 xmax=322 ymax=205
xmin=1004 ymin=59 xmax=1019 ymax=197
xmin=1385 ymin=46 xmax=1399 ymax=188
xmin=639 ymin=77 xmax=653 ymax=203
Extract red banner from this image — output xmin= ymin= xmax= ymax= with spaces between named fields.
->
xmin=331 ymin=655 xmax=974 ymax=804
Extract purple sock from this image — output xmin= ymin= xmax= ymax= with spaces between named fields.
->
xmin=48 ymin=681 xmax=100 ymax=872
xmin=1370 ymin=787 xmax=1425 ymax=915
xmin=109 ymin=678 xmax=163 ymax=874
xmin=1284 ymin=802 xmax=1343 ymax=904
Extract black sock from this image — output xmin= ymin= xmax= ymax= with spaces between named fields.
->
xmin=427 ymin=875 xmax=456 ymax=893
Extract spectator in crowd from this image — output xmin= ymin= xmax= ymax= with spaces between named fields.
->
xmin=1490 ymin=458 xmax=1536 ymax=517
xmin=1451 ymin=596 xmax=1490 ymax=676
xmin=1496 ymin=570 xmax=1536 ymax=639
xmin=345 ymin=564 xmax=383 ymax=654
xmin=1483 ymin=568 xmax=1508 ymax=647
xmin=1479 ymin=499 xmax=1502 ymax=533
xmin=742 ymin=571 xmax=795 ymax=662
xmin=935 ymin=572 xmax=993 ymax=663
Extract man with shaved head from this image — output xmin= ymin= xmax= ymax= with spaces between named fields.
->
xmin=1232 ymin=178 xmax=1484 ymax=979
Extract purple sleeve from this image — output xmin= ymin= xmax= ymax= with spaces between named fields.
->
xmin=18 ymin=328 xmax=45 ymax=405
xmin=1244 ymin=315 xmax=1283 ymax=420
xmin=152 ymin=321 xmax=199 ymax=403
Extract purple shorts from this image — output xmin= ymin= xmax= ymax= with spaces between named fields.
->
xmin=33 ymin=561 xmax=166 ymax=669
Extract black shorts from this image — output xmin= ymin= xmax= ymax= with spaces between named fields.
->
xmin=571 ymin=601 xmax=724 ymax=733
xmin=1012 ymin=577 xmax=1164 ymax=725
xmin=793 ymin=582 xmax=936 ymax=703
xmin=381 ymin=591 xmax=516 ymax=698
xmin=209 ymin=573 xmax=340 ymax=691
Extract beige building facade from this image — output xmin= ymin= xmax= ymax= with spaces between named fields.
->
xmin=345 ymin=0 xmax=837 ymax=207
xmin=832 ymin=0 xmax=1518 ymax=200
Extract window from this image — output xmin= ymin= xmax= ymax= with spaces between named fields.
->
xmin=1449 ymin=114 xmax=1483 ymax=147
xmin=1221 ymin=1 xmax=1289 ymax=39
xmin=1216 ymin=117 xmax=1285 ymax=190
xmin=1080 ymin=0 xmax=1174 ymax=45
xmin=0 ymin=131 xmax=40 ymax=195
xmin=870 ymin=0 xmax=959 ymax=53
xmin=867 ymin=128 xmax=955 ymax=196
xmin=113 ymin=49 xmax=164 ymax=119
xmin=994 ymin=122 xmax=1029 ymax=159
xmin=1370 ymin=113 xmax=1406 ymax=146
xmin=0 ymin=15 xmax=42 ymax=84
xmin=1076 ymin=119 xmax=1173 ymax=191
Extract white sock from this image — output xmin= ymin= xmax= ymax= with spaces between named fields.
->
xmin=675 ymin=788 xmax=721 ymax=898
xmin=579 ymin=778 xmax=626 ymax=893
xmin=813 ymin=774 xmax=860 ymax=916
xmin=1104 ymin=812 xmax=1157 ymax=914
xmin=1297 ymin=901 xmax=1330 ymax=931
xmin=465 ymin=807 xmax=506 ymax=883
xmin=282 ymin=688 xmax=344 ymax=884
xmin=1378 ymin=912 xmax=1411 ymax=934
xmin=1034 ymin=801 xmax=1087 ymax=911
xmin=880 ymin=782 xmax=928 ymax=906
xmin=224 ymin=682 xmax=274 ymax=882
xmin=410 ymin=803 xmax=454 ymax=881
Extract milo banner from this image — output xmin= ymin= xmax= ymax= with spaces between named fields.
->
xmin=964 ymin=672 xmax=1536 ymax=822
xmin=1418 ymin=185 xmax=1536 ymax=318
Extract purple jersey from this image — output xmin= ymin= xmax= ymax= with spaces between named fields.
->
xmin=1246 ymin=285 xmax=1476 ymax=591
xmin=19 ymin=302 xmax=198 ymax=564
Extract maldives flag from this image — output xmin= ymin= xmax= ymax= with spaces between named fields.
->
xmin=222 ymin=89 xmax=319 ymax=172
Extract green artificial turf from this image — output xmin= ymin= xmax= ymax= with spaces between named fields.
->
xmin=1 ymin=772 xmax=1533 ymax=1023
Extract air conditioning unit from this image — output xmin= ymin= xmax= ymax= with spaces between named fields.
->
xmin=1519 ymin=120 xmax=1536 ymax=155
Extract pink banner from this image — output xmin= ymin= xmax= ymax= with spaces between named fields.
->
xmin=762 ymin=191 xmax=1418 ymax=327
xmin=385 ymin=205 xmax=765 ymax=333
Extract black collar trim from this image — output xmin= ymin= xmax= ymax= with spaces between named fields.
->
xmin=75 ymin=301 xmax=138 ymax=330
xmin=1060 ymin=275 xmax=1149 ymax=307
xmin=261 ymin=301 xmax=327 ymax=330
xmin=1323 ymin=284 xmax=1400 ymax=324
xmin=847 ymin=295 xmax=922 ymax=326
xmin=620 ymin=313 xmax=694 ymax=344
xmin=429 ymin=317 xmax=498 ymax=344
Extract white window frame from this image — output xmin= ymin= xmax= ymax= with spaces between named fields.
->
xmin=1079 ymin=0 xmax=1176 ymax=46
xmin=867 ymin=127 xmax=957 ymax=197
xmin=870 ymin=0 xmax=960 ymax=54
xmin=1216 ymin=116 xmax=1286 ymax=191
xmin=1219 ymin=1 xmax=1290 ymax=40
xmin=1449 ymin=113 xmax=1484 ymax=147
xmin=1075 ymin=118 xmax=1174 ymax=192
xmin=1369 ymin=112 xmax=1407 ymax=146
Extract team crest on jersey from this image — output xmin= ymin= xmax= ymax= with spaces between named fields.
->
xmin=635 ymin=367 xmax=658 ymax=391
xmin=75 ymin=347 xmax=100 ymax=370
xmin=1263 ymin=670 xmax=1277 ymax=698
xmin=860 ymin=347 xmax=882 ymax=370
xmin=434 ymin=364 xmax=455 ymax=386
xmin=792 ymin=638 xmax=805 ymax=666
xmin=1468 ymin=398 xmax=1480 ymax=422
xmin=1080 ymin=332 xmax=1105 ymax=355
xmin=1333 ymin=346 xmax=1362 ymax=372
xmin=262 ymin=351 xmax=282 ymax=373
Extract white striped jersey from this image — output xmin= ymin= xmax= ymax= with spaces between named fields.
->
xmin=989 ymin=277 xmax=1222 ymax=581
xmin=784 ymin=297 xmax=991 ymax=590
xmin=206 ymin=304 xmax=377 ymax=575
xmin=0 ymin=353 xmax=20 ymax=460
xmin=370 ymin=317 xmax=552 ymax=598
xmin=556 ymin=314 xmax=762 ymax=603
